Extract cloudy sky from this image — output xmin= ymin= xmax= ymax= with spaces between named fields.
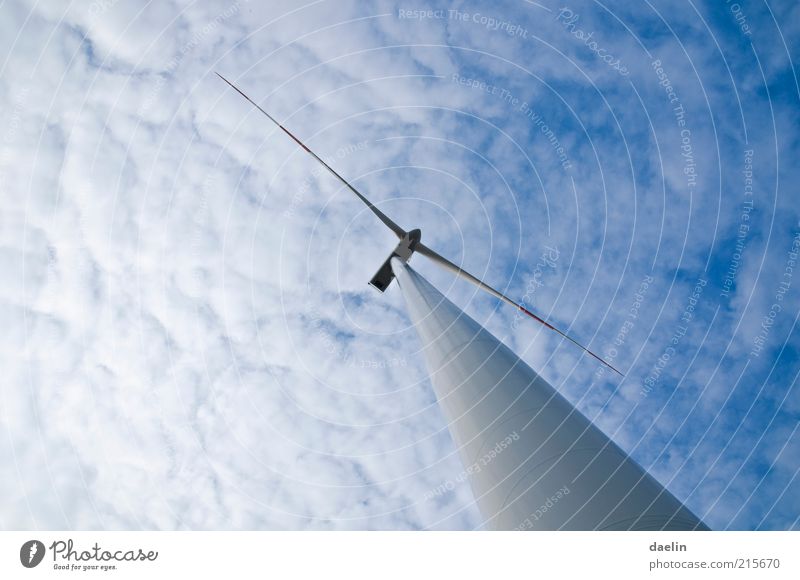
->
xmin=1 ymin=0 xmax=798 ymax=530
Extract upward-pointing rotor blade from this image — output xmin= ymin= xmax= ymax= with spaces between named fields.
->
xmin=216 ymin=72 xmax=406 ymax=239
xmin=415 ymin=242 xmax=624 ymax=377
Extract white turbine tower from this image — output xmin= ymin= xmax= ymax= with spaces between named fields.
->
xmin=218 ymin=73 xmax=709 ymax=530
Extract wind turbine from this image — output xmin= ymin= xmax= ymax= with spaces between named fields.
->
xmin=216 ymin=72 xmax=620 ymax=377
xmin=217 ymin=73 xmax=709 ymax=530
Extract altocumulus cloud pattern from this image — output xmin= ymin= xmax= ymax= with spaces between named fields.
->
xmin=0 ymin=0 xmax=798 ymax=530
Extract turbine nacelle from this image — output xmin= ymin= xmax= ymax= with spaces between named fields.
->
xmin=369 ymin=229 xmax=421 ymax=292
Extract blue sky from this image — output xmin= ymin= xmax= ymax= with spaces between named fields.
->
xmin=0 ymin=0 xmax=798 ymax=530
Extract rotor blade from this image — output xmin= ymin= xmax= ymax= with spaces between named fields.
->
xmin=415 ymin=242 xmax=623 ymax=377
xmin=216 ymin=72 xmax=406 ymax=239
